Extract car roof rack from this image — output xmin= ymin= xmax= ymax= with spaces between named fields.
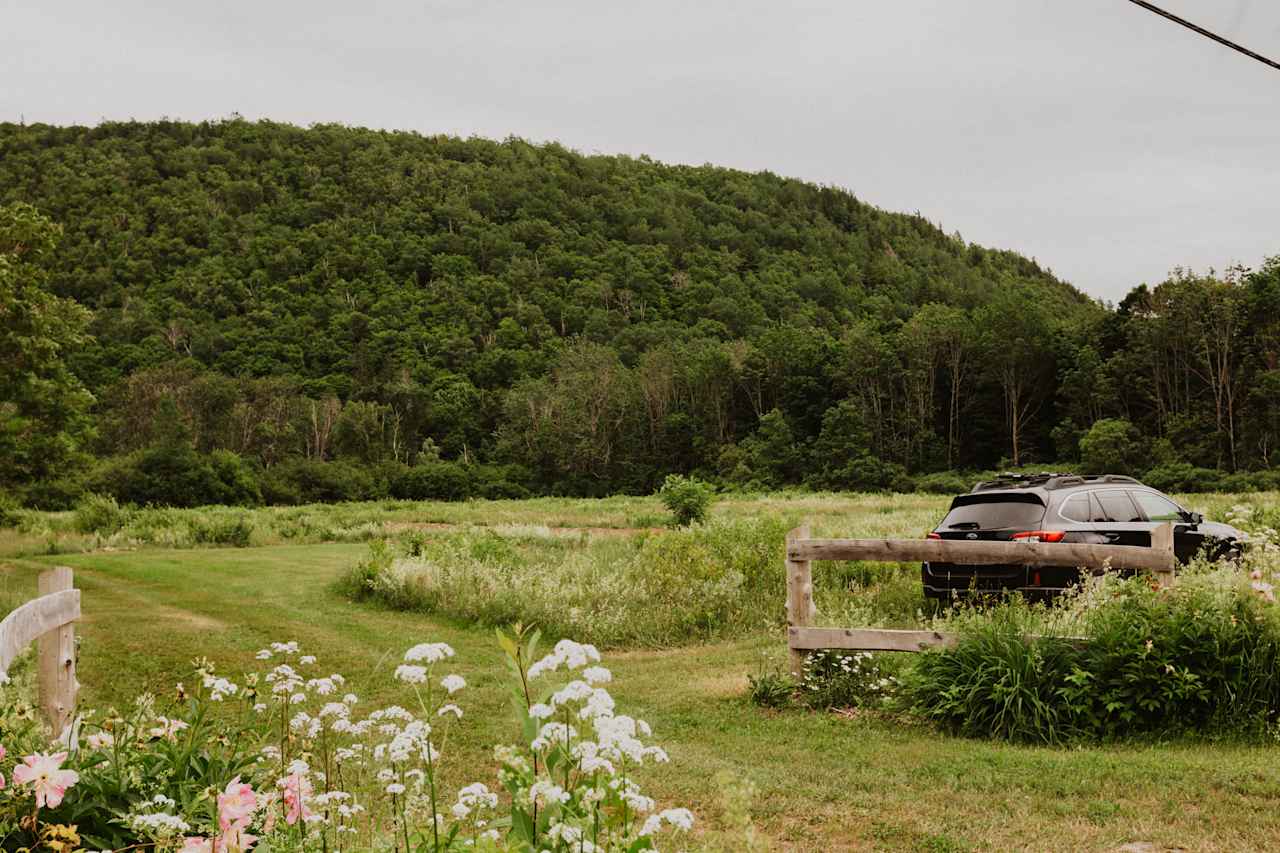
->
xmin=1076 ymin=474 xmax=1141 ymax=486
xmin=971 ymin=472 xmax=1075 ymax=492
xmin=971 ymin=472 xmax=1142 ymax=493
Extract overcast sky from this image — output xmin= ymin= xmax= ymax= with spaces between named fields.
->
xmin=4 ymin=0 xmax=1278 ymax=302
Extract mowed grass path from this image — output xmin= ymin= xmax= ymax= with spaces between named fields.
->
xmin=5 ymin=545 xmax=1280 ymax=852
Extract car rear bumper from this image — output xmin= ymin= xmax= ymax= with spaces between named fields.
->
xmin=921 ymin=562 xmax=1084 ymax=599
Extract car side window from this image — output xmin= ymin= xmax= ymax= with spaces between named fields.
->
xmin=1060 ymin=494 xmax=1091 ymax=523
xmin=1130 ymin=491 xmax=1183 ymax=522
xmin=1094 ymin=490 xmax=1142 ymax=523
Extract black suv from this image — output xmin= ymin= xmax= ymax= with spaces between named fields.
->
xmin=922 ymin=472 xmax=1247 ymax=601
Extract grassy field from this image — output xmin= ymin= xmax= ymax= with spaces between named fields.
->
xmin=3 ymin=492 xmax=1280 ymax=850
xmin=2 ymin=488 xmax=1264 ymax=559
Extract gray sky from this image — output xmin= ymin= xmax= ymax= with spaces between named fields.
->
xmin=5 ymin=0 xmax=1279 ymax=302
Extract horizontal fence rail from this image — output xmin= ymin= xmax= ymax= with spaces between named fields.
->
xmin=0 ymin=567 xmax=80 ymax=735
xmin=785 ymin=523 xmax=1175 ymax=675
xmin=788 ymin=537 xmax=1176 ymax=573
xmin=789 ymin=626 xmax=959 ymax=653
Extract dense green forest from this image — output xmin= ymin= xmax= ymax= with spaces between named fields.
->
xmin=2 ymin=118 xmax=1277 ymax=507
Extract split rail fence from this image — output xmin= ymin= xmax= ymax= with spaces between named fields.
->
xmin=0 ymin=566 xmax=80 ymax=735
xmin=784 ymin=523 xmax=1176 ymax=676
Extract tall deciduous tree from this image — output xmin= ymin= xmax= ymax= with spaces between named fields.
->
xmin=0 ymin=203 xmax=94 ymax=494
xmin=978 ymin=284 xmax=1054 ymax=467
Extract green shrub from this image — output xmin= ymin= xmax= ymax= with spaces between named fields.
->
xmin=188 ymin=513 xmax=255 ymax=547
xmin=390 ymin=461 xmax=476 ymax=501
xmin=748 ymin=668 xmax=795 ymax=709
xmin=72 ymin=492 xmax=131 ymax=535
xmin=799 ymin=649 xmax=901 ymax=710
xmin=20 ymin=476 xmax=85 ymax=510
xmin=87 ymin=448 xmax=261 ymax=508
xmin=333 ymin=538 xmax=395 ymax=600
xmin=657 ymin=473 xmax=715 ymax=527
xmin=914 ymin=472 xmax=970 ymax=495
xmin=1217 ymin=469 xmax=1280 ymax=493
xmin=207 ymin=450 xmax=263 ymax=505
xmin=1142 ymin=462 xmax=1226 ymax=493
xmin=472 ymin=463 xmax=534 ymax=500
xmin=0 ymin=492 xmax=21 ymax=527
xmin=815 ymin=455 xmax=911 ymax=493
xmin=904 ymin=603 xmax=1079 ymax=743
xmin=905 ymin=569 xmax=1280 ymax=742
xmin=261 ymin=459 xmax=378 ymax=504
xmin=1080 ymin=418 xmax=1144 ymax=474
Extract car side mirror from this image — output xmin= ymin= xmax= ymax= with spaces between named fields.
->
xmin=1181 ymin=510 xmax=1203 ymax=525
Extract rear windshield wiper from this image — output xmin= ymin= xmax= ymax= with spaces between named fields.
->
xmin=946 ymin=522 xmax=981 ymax=530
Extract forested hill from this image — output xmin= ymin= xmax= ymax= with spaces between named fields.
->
xmin=2 ymin=119 xmax=1094 ymax=363
xmin=9 ymin=118 xmax=1269 ymax=505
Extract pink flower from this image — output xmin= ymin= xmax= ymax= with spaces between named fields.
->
xmin=181 ymin=839 xmax=214 ymax=853
xmin=218 ymin=823 xmax=258 ymax=852
xmin=217 ymin=776 xmax=257 ymax=832
xmin=0 ymin=743 xmax=6 ymax=789
xmin=12 ymin=751 xmax=79 ymax=809
xmin=280 ymin=772 xmax=313 ymax=825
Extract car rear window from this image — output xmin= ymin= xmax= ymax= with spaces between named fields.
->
xmin=1060 ymin=493 xmax=1091 ymax=523
xmin=939 ymin=494 xmax=1046 ymax=530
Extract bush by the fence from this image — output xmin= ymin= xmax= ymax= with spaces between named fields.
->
xmin=905 ymin=568 xmax=1280 ymax=742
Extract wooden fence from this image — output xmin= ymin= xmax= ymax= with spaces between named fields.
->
xmin=0 ymin=566 xmax=80 ymax=736
xmin=785 ymin=523 xmax=1176 ymax=676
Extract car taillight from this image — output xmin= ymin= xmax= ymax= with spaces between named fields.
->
xmin=1011 ymin=530 xmax=1066 ymax=543
xmin=927 ymin=532 xmax=941 ymax=540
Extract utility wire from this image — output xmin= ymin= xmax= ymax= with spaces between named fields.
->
xmin=1124 ymin=0 xmax=1280 ymax=72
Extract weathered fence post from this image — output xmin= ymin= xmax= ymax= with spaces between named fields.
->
xmin=36 ymin=566 xmax=77 ymax=736
xmin=786 ymin=523 xmax=813 ymax=679
xmin=1151 ymin=522 xmax=1176 ymax=589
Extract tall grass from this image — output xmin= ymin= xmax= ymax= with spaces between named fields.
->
xmin=337 ymin=520 xmax=798 ymax=647
xmin=335 ymin=513 xmax=945 ymax=648
xmin=905 ymin=556 xmax=1280 ymax=742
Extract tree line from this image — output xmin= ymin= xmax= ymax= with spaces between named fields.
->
xmin=1 ymin=119 xmax=1276 ymax=507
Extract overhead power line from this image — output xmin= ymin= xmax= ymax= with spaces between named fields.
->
xmin=1124 ymin=0 xmax=1280 ymax=73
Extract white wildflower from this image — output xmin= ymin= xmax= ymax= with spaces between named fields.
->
xmin=582 ymin=666 xmax=612 ymax=684
xmin=395 ymin=665 xmax=428 ymax=684
xmin=404 ymin=642 xmax=455 ymax=663
xmin=528 ymin=779 xmax=569 ymax=806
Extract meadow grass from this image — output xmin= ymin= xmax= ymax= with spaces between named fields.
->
xmin=3 ymin=490 xmax=1280 ymax=849
xmin=1 ymin=489 xmax=1269 ymax=559
xmin=336 ymin=518 xmax=928 ymax=648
